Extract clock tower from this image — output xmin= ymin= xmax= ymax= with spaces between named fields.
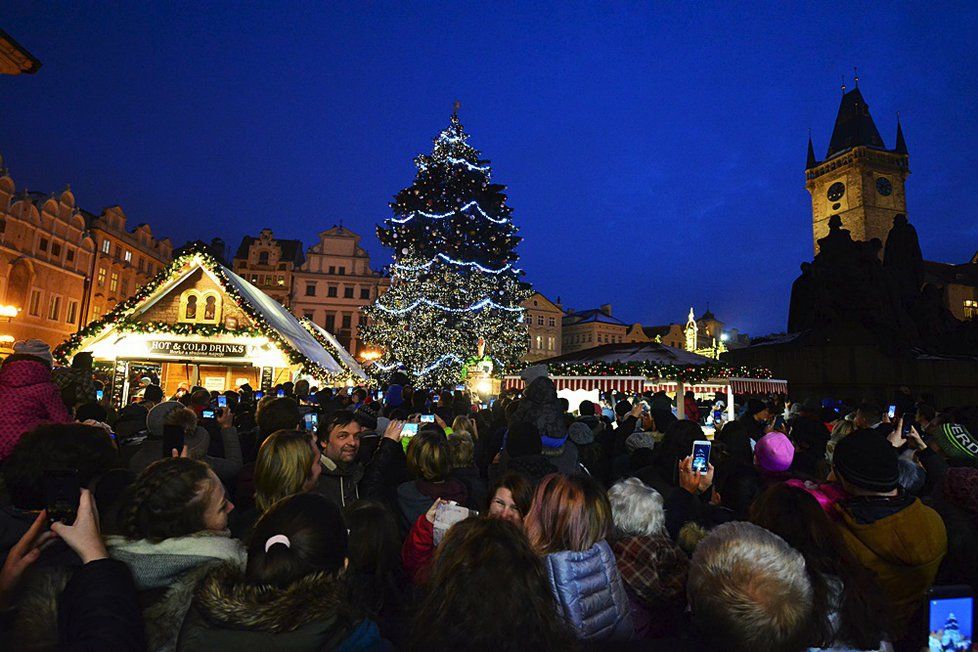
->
xmin=806 ymin=85 xmax=910 ymax=255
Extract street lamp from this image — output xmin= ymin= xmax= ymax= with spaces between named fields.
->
xmin=359 ymin=348 xmax=382 ymax=364
xmin=0 ymin=305 xmax=18 ymax=322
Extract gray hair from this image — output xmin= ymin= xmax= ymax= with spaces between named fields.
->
xmin=607 ymin=477 xmax=665 ymax=538
xmin=688 ymin=522 xmax=813 ymax=652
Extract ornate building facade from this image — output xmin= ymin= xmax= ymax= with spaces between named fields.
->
xmin=232 ymin=229 xmax=305 ymax=308
xmin=86 ymin=206 xmax=172 ymax=324
xmin=522 ymin=292 xmax=562 ymax=362
xmin=290 ymin=226 xmax=389 ymax=355
xmin=561 ymin=305 xmax=631 ymax=354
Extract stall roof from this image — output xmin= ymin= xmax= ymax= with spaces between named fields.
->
xmin=300 ymin=318 xmax=368 ymax=381
xmin=540 ymin=342 xmax=715 ymax=366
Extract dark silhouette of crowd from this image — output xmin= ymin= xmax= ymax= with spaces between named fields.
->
xmin=0 ymin=339 xmax=975 ymax=651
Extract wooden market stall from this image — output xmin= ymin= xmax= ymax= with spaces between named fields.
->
xmin=55 ymin=246 xmax=366 ymax=405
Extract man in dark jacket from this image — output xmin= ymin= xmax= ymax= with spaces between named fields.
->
xmin=788 ymin=397 xmax=830 ymax=477
xmin=314 ymin=412 xmax=407 ymax=508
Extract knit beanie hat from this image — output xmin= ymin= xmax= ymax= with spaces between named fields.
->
xmin=143 ymin=385 xmax=164 ymax=404
xmin=354 ymin=403 xmax=379 ymax=431
xmin=943 ymin=468 xmax=978 ymax=515
xmin=615 ymin=400 xmax=632 ymax=418
xmin=384 ymin=384 xmax=404 ymax=409
xmin=13 ymin=339 xmax=53 ymax=366
xmin=578 ymin=400 xmax=595 ymax=417
xmin=625 ymin=431 xmax=657 ymax=454
xmin=934 ymin=423 xmax=978 ymax=462
xmin=568 ymin=421 xmax=595 ymax=446
xmin=754 ymin=432 xmax=794 ymax=473
xmin=506 ymin=421 xmax=542 ymax=458
xmin=832 ymin=430 xmax=899 ymax=493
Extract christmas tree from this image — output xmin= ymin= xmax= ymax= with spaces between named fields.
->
xmin=360 ymin=107 xmax=530 ymax=387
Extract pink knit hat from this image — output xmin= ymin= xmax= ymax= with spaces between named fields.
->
xmin=754 ymin=432 xmax=794 ymax=473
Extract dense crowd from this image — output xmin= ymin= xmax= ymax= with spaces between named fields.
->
xmin=0 ymin=338 xmax=975 ymax=651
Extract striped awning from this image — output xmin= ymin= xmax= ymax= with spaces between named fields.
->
xmin=727 ymin=377 xmax=788 ymax=395
xmin=503 ymin=375 xmax=789 ymax=396
xmin=503 ymin=376 xmax=646 ymax=393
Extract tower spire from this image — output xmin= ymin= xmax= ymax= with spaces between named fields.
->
xmin=853 ymin=66 xmax=859 ymax=88
xmin=452 ymin=99 xmax=461 ymax=117
xmin=807 ymin=129 xmax=817 ymax=168
xmin=894 ymin=112 xmax=908 ymax=154
xmin=841 ymin=74 xmax=847 ymax=95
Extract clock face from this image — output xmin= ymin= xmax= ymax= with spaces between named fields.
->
xmin=826 ymin=182 xmax=846 ymax=202
xmin=876 ymin=177 xmax=893 ymax=196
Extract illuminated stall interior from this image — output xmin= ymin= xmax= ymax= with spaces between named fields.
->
xmin=55 ymin=247 xmax=366 ymax=404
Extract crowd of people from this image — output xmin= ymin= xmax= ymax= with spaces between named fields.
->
xmin=0 ymin=338 xmax=975 ymax=651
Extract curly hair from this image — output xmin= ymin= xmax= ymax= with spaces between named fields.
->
xmin=254 ymin=430 xmax=316 ymax=514
xmin=3 ymin=423 xmax=120 ymax=509
xmin=406 ymin=517 xmax=576 ymax=651
xmin=121 ymin=457 xmax=214 ymax=542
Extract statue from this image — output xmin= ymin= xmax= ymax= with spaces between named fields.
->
xmin=884 ymin=214 xmax=924 ymax=303
xmin=788 ymin=262 xmax=818 ymax=333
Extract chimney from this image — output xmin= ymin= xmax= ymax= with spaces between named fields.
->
xmin=600 ymin=303 xmax=612 ymax=316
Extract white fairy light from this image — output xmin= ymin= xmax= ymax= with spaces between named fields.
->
xmin=373 ymin=296 xmax=525 ymax=317
xmin=391 ymin=200 xmax=509 ymax=225
xmin=393 ymin=253 xmax=517 ymax=275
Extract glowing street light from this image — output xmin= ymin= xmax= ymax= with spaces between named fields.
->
xmin=0 ymin=305 xmax=19 ymax=321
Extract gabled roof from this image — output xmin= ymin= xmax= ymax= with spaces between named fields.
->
xmin=233 ymin=234 xmax=305 ymax=266
xmin=564 ymin=308 xmax=627 ymax=326
xmin=524 ymin=291 xmax=562 ymax=313
xmin=0 ymin=29 xmax=41 ymax=75
xmin=826 ymin=88 xmax=886 ymax=159
xmin=642 ymin=324 xmax=678 ymax=338
xmin=539 ymin=341 xmax=714 ymax=366
xmin=55 ymin=247 xmax=364 ymax=381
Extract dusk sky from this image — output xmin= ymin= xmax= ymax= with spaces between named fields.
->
xmin=2 ymin=2 xmax=977 ymax=335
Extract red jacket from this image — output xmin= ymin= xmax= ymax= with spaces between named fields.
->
xmin=401 ymin=514 xmax=435 ymax=584
xmin=0 ymin=359 xmax=73 ymax=459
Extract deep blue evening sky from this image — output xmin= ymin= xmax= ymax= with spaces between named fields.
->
xmin=2 ymin=3 xmax=977 ymax=335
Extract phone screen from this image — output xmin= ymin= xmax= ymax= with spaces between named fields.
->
xmin=402 ymin=423 xmax=419 ymax=437
xmin=217 ymin=396 xmax=227 ymax=408
xmin=887 ymin=405 xmax=897 ymax=419
xmin=43 ymin=469 xmax=80 ymax=524
xmin=96 ymin=389 xmax=104 ymax=401
xmin=928 ymin=595 xmax=973 ymax=648
xmin=201 ymin=409 xmax=216 ymax=420
xmin=303 ymin=412 xmax=318 ymax=431
xmin=691 ymin=441 xmax=712 ymax=473
xmin=255 ymin=391 xmax=264 ymax=400
xmin=421 ymin=414 xmax=435 ymax=423
xmin=162 ymin=424 xmax=185 ymax=458
xmin=277 ymin=389 xmax=285 ymax=398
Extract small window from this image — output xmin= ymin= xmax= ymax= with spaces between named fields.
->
xmin=548 ymin=317 xmax=556 ymax=327
xmin=109 ymin=272 xmax=119 ymax=292
xmin=185 ymin=295 xmax=198 ymax=319
xmin=536 ymin=316 xmax=544 ymax=326
xmin=343 ymin=286 xmax=354 ymax=299
xmin=97 ymin=268 xmax=106 ymax=287
xmin=327 ymin=286 xmax=338 ymax=298
xmin=51 ymin=242 xmax=61 ymax=257
xmin=101 ymin=239 xmax=111 ymax=254
xmin=305 ymin=283 xmax=316 ymax=296
xmin=124 ymin=250 xmax=132 ymax=262
xmin=39 ymin=238 xmax=48 ymax=252
xmin=325 ymin=314 xmax=336 ymax=331
xmin=304 ymin=311 xmax=314 ymax=320
xmin=28 ymin=289 xmax=41 ymax=316
xmin=47 ymin=296 xmax=61 ymax=321
xmin=328 ymin=266 xmax=336 ymax=274
xmin=121 ymin=278 xmax=128 ymax=295
xmin=66 ymin=300 xmax=78 ymax=324
xmin=342 ymin=314 xmax=352 ymax=329
xmin=0 ymin=219 xmax=5 ymax=233
xmin=360 ymin=288 xmax=370 ymax=300
xmin=138 ymin=257 xmax=144 ymax=271
xmin=277 ymin=276 xmax=285 ymax=286
xmin=258 ymin=251 xmax=269 ymax=265
xmin=535 ymin=335 xmax=543 ymax=350
xmin=66 ymin=248 xmax=74 ymax=262
xmin=251 ymin=275 xmax=259 ymax=283
xmin=548 ymin=336 xmax=555 ymax=351
xmin=92 ymin=304 xmax=101 ymax=319
xmin=204 ymin=295 xmax=217 ymax=320
xmin=965 ymin=299 xmax=978 ymax=320
xmin=338 ymin=266 xmax=346 ymax=275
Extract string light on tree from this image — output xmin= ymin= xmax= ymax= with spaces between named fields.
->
xmin=360 ymin=103 xmax=531 ymax=387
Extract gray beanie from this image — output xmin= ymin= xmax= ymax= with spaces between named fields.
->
xmin=568 ymin=422 xmax=594 ymax=445
xmin=147 ymin=401 xmax=210 ymax=457
xmin=13 ymin=339 xmax=53 ymax=366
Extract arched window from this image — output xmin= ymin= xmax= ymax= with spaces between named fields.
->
xmin=185 ymin=295 xmax=197 ymax=319
xmin=204 ymin=295 xmax=216 ymax=320
xmin=258 ymin=251 xmax=269 ymax=265
xmin=5 ymin=260 xmax=31 ymax=310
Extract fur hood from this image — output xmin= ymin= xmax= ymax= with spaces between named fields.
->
xmin=192 ymin=563 xmax=359 ymax=634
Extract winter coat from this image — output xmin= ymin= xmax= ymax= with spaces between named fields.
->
xmin=835 ymin=496 xmax=947 ymax=636
xmin=402 ymin=513 xmax=435 ymax=584
xmin=542 ymin=440 xmax=580 ymax=476
xmin=58 ymin=558 xmax=146 ymax=651
xmin=488 ymin=453 xmax=558 ymax=486
xmin=543 ymin=540 xmax=634 ymax=641
xmin=128 ymin=426 xmax=243 ymax=484
xmin=0 ymin=359 xmax=72 ymax=459
xmin=107 ymin=532 xmax=247 ymax=652
xmin=178 ymin=563 xmax=385 ymax=651
xmin=511 ymin=377 xmax=567 ymax=443
xmin=315 ymin=437 xmax=407 ymax=509
xmin=610 ymin=535 xmax=689 ymax=640
xmin=450 ymin=466 xmax=488 ymax=511
xmin=396 ymin=478 xmax=468 ymax=529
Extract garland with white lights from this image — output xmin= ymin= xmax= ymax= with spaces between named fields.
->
xmin=372 ymin=296 xmax=525 ymax=317
xmin=544 ymin=360 xmax=774 ymax=384
xmin=392 ymin=253 xmax=516 ymax=275
xmin=391 ymin=200 xmax=510 ymax=225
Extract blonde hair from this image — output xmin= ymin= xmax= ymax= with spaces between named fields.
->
xmin=254 ymin=430 xmax=317 ymax=513
xmin=447 ymin=433 xmax=474 ymax=467
xmin=452 ymin=416 xmax=475 ymax=438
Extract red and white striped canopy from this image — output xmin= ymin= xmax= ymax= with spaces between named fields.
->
xmin=503 ymin=376 xmax=646 ymax=394
xmin=502 ymin=375 xmax=788 ymax=395
xmin=727 ymin=377 xmax=788 ymax=395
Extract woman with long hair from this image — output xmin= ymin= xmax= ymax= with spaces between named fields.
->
xmin=406 ymin=517 xmax=576 ymax=651
xmin=750 ymin=483 xmax=890 ymax=650
xmin=108 ymin=458 xmax=244 ymax=651
xmin=397 ymin=430 xmax=467 ymax=528
xmin=178 ymin=493 xmax=383 ymax=650
xmin=524 ymin=473 xmax=633 ymax=642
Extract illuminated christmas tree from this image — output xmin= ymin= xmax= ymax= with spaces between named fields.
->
xmin=360 ymin=106 xmax=530 ymax=387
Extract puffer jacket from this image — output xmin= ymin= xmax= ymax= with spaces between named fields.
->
xmin=0 ymin=358 xmax=72 ymax=459
xmin=544 ymin=540 xmax=633 ymax=642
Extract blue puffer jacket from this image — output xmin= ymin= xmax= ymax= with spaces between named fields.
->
xmin=544 ymin=540 xmax=634 ymax=641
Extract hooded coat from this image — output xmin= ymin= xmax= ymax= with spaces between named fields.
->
xmin=0 ymin=358 xmax=72 ymax=459
xmin=177 ymin=563 xmax=383 ymax=651
xmin=835 ymin=497 xmax=947 ymax=635
xmin=511 ymin=377 xmax=566 ymax=444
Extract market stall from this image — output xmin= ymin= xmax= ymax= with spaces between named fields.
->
xmin=55 ymin=246 xmax=366 ymax=404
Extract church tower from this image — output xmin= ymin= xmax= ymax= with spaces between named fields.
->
xmin=806 ymin=83 xmax=910 ymax=254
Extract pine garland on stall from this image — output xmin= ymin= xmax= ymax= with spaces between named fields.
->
xmin=545 ymin=361 xmax=773 ymax=384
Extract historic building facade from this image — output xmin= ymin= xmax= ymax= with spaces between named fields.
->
xmin=232 ymin=229 xmax=305 ymax=308
xmin=86 ymin=206 xmax=172 ymax=324
xmin=290 ymin=226 xmax=389 ymax=355
xmin=0 ymin=175 xmax=95 ymax=348
xmin=522 ymin=292 xmax=563 ymax=362
xmin=561 ymin=305 xmax=631 ymax=354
